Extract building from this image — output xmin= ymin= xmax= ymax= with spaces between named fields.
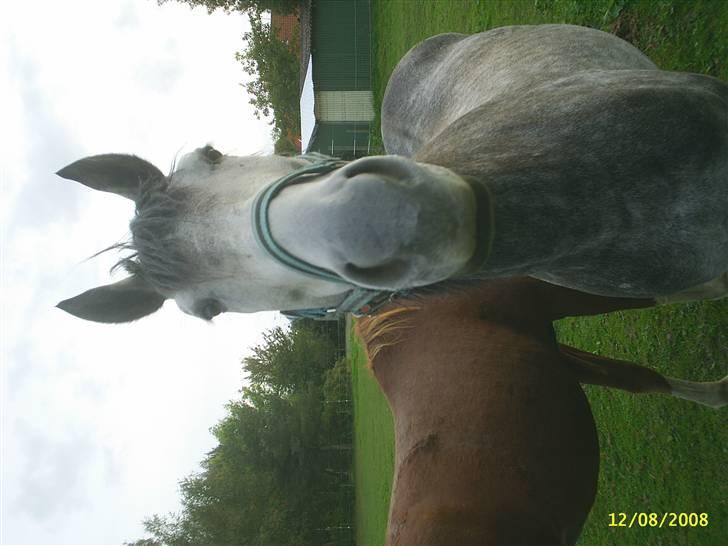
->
xmin=299 ymin=0 xmax=374 ymax=159
xmin=269 ymin=0 xmax=374 ymax=158
xmin=271 ymin=11 xmax=299 ymax=49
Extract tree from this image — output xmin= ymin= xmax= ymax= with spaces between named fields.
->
xmin=157 ymin=0 xmax=299 ymax=15
xmin=125 ymin=320 xmax=353 ymax=546
xmin=236 ymin=10 xmax=300 ymax=142
xmin=243 ymin=321 xmax=339 ymax=396
xmin=274 ymin=134 xmax=299 ymax=154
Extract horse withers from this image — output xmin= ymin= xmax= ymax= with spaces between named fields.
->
xmin=56 ymin=24 xmax=728 ymax=322
xmin=356 ymin=278 xmax=727 ymax=546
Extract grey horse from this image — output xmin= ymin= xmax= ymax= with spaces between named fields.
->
xmin=57 ymin=25 xmax=728 ymax=322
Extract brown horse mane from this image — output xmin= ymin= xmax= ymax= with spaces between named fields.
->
xmin=356 ymin=278 xmax=486 ymax=364
xmin=355 ymin=304 xmax=421 ymax=364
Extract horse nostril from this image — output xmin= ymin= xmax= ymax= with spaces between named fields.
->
xmin=342 ymin=260 xmax=411 ymax=287
xmin=343 ymin=157 xmax=414 ymax=181
xmin=200 ymin=299 xmax=225 ymax=320
xmin=342 ymin=160 xmax=373 ymax=178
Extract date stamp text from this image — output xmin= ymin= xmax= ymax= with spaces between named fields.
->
xmin=608 ymin=512 xmax=709 ymax=528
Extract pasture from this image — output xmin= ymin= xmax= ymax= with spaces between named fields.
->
xmin=352 ymin=1 xmax=728 ymax=545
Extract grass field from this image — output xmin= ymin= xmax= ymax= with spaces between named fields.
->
xmin=352 ymin=1 xmax=728 ymax=545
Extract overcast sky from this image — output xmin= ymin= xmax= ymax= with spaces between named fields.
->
xmin=0 ymin=1 xmax=310 ymax=544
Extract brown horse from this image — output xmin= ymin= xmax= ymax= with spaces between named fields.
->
xmin=356 ymin=277 xmax=727 ymax=546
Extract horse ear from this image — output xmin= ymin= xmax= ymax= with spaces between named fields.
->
xmin=56 ymin=275 xmax=166 ymax=323
xmin=56 ymin=154 xmax=164 ymax=201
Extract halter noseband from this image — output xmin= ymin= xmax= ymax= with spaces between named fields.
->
xmin=251 ymin=154 xmax=399 ymax=320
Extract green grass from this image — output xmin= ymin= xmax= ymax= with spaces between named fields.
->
xmin=556 ymin=304 xmax=728 ymax=545
xmin=353 ymin=1 xmax=728 ymax=545
xmin=350 ymin=321 xmax=395 ymax=546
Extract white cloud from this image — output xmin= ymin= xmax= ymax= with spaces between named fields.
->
xmin=1 ymin=1 xmax=288 ymax=544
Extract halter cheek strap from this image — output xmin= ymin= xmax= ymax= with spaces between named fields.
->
xmin=251 ymin=156 xmax=348 ymax=284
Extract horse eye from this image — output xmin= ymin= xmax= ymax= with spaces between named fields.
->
xmin=201 ymin=299 xmax=224 ymax=320
xmin=202 ymin=146 xmax=222 ymax=163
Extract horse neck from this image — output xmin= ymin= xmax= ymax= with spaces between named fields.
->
xmin=371 ymin=281 xmax=563 ymax=459
xmin=363 ymin=278 xmax=555 ymax=399
xmin=414 ymin=121 xmax=616 ymax=278
xmin=358 ymin=280 xmax=599 ymax=546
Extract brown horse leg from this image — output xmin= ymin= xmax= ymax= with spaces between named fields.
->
xmin=559 ymin=344 xmax=728 ymax=409
xmin=527 ymin=278 xmax=656 ymax=320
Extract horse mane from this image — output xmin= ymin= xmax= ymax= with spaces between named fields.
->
xmin=356 ymin=278 xmax=485 ymax=365
xmin=355 ymin=304 xmax=420 ymax=364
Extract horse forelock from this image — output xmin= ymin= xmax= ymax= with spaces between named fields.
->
xmin=111 ymin=173 xmax=207 ymax=295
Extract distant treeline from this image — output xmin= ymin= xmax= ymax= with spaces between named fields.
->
xmin=158 ymin=0 xmax=299 ymax=15
xmin=126 ymin=319 xmax=354 ymax=546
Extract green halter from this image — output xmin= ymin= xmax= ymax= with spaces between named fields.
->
xmin=251 ymin=154 xmax=398 ymax=320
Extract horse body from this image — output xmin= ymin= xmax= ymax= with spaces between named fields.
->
xmin=382 ymin=24 xmax=657 ymax=156
xmin=384 ymin=24 xmax=728 ymax=298
xmin=56 ymin=24 xmax=728 ymax=322
xmin=368 ymin=283 xmax=599 ymax=545
xmin=357 ymin=277 xmax=727 ymax=545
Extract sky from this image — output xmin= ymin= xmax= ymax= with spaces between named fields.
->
xmin=1 ymin=1 xmax=313 ymax=544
